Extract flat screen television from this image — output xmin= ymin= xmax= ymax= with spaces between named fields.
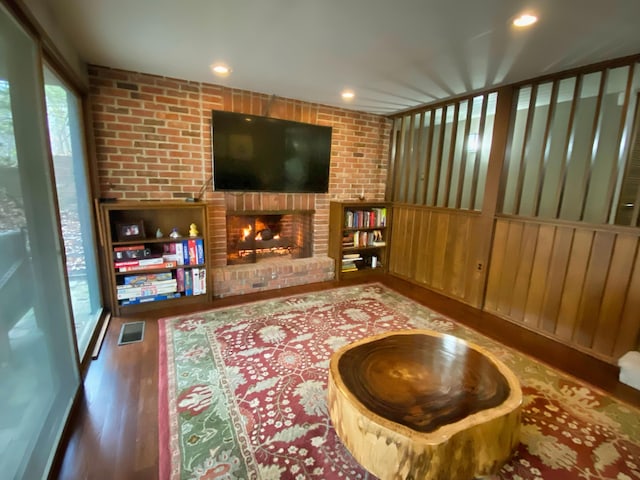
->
xmin=211 ymin=110 xmax=332 ymax=193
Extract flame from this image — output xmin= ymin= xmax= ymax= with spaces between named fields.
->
xmin=241 ymin=225 xmax=252 ymax=241
xmin=255 ymin=232 xmax=263 ymax=241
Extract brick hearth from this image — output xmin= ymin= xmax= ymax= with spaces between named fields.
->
xmin=212 ymin=257 xmax=334 ymax=298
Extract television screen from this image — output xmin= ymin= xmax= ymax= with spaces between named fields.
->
xmin=211 ymin=110 xmax=332 ymax=193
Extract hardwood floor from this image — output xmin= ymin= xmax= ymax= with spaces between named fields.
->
xmin=51 ymin=277 xmax=640 ymax=480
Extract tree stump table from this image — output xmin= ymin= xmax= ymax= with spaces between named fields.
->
xmin=327 ymin=330 xmax=522 ymax=479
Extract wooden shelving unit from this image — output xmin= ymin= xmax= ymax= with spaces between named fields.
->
xmin=98 ymin=201 xmax=210 ymax=315
xmin=328 ymin=201 xmax=391 ymax=280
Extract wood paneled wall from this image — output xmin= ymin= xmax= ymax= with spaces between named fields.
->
xmin=485 ymin=217 xmax=640 ymax=361
xmin=388 ymin=205 xmax=488 ymax=308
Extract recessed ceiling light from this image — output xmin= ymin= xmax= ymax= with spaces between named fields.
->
xmin=513 ymin=13 xmax=538 ymax=27
xmin=341 ymin=90 xmax=355 ymax=100
xmin=211 ymin=63 xmax=232 ymax=77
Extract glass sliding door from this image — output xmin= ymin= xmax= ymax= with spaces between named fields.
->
xmin=0 ymin=5 xmax=80 ymax=479
xmin=43 ymin=65 xmax=103 ymax=359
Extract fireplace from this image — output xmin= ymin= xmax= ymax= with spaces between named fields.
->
xmin=226 ymin=211 xmax=313 ymax=265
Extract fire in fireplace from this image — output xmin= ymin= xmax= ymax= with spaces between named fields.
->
xmin=226 ymin=212 xmax=313 ymax=265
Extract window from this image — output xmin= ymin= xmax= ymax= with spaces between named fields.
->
xmin=44 ymin=65 xmax=103 ymax=358
xmin=390 ymin=92 xmax=497 ymax=210
xmin=501 ymin=61 xmax=640 ymax=225
xmin=0 ymin=5 xmax=80 ymax=478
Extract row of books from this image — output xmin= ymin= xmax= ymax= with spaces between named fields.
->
xmin=162 ymin=239 xmax=205 ymax=266
xmin=343 ymin=230 xmax=386 ymax=248
xmin=344 ymin=208 xmax=387 ymax=229
xmin=117 ymin=269 xmax=207 ymax=304
xmin=113 ymin=239 xmax=205 ymax=272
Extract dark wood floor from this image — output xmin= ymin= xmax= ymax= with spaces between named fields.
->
xmin=51 ymin=276 xmax=640 ymax=480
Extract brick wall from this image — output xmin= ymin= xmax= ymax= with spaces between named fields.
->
xmin=89 ymin=65 xmax=391 ymax=292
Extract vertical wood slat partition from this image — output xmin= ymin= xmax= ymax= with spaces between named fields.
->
xmin=389 ymin=205 xmax=485 ymax=308
xmin=485 ymin=216 xmax=640 ymax=361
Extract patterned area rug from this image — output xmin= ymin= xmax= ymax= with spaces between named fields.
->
xmin=158 ymin=284 xmax=640 ymax=479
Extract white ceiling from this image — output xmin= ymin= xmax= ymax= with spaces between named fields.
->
xmin=46 ymin=0 xmax=640 ymax=115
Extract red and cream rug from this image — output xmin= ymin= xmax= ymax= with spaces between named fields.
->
xmin=158 ymin=284 xmax=640 ymax=479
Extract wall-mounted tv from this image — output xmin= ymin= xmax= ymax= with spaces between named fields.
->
xmin=211 ymin=110 xmax=332 ymax=193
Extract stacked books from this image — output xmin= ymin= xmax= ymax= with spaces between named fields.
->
xmin=341 ymin=253 xmax=362 ymax=272
xmin=117 ymin=272 xmax=178 ymax=303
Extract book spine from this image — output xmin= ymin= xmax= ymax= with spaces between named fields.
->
xmin=117 ymin=279 xmax=177 ymax=290
xmin=176 ymin=268 xmax=185 ymax=292
xmin=114 ymin=260 xmax=140 ymax=268
xmin=182 ymin=240 xmax=190 ymax=265
xmin=118 ymin=261 xmax=177 ymax=272
xmin=123 ymin=272 xmax=173 ymax=285
xmin=175 ymin=242 xmax=185 ymax=265
xmin=114 ymin=244 xmax=145 ymax=252
xmin=195 ymin=238 xmax=205 ymax=264
xmin=184 ymin=268 xmax=193 ymax=295
xmin=162 ymin=243 xmax=176 ymax=254
xmin=192 ymin=267 xmax=201 ymax=295
xmin=137 ymin=257 xmax=164 ymax=266
xmin=117 ymin=283 xmax=178 ymax=300
xmin=198 ymin=268 xmax=206 ymax=294
xmin=188 ymin=239 xmax=198 ymax=265
xmin=120 ymin=292 xmax=181 ymax=305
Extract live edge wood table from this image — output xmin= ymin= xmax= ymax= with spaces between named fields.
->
xmin=327 ymin=330 xmax=522 ymax=480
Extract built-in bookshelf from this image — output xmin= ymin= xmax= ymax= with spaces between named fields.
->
xmin=98 ymin=201 xmax=210 ymax=315
xmin=328 ymin=201 xmax=391 ymax=280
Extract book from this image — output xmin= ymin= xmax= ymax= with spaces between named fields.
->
xmin=117 ymin=279 xmax=177 ymax=290
xmin=195 ymin=238 xmax=205 ymax=264
xmin=113 ymin=245 xmax=150 ymax=261
xmin=114 ymin=244 xmax=146 ymax=252
xmin=197 ymin=268 xmax=206 ymax=294
xmin=120 ymin=292 xmax=181 ymax=306
xmin=176 ymin=268 xmax=185 ymax=292
xmin=192 ymin=268 xmax=201 ymax=295
xmin=117 ymin=282 xmax=178 ymax=300
xmin=188 ymin=239 xmax=198 ymax=265
xmin=138 ymin=257 xmax=164 ymax=266
xmin=122 ymin=272 xmax=173 ymax=285
xmin=114 ymin=259 xmax=140 ymax=268
xmin=175 ymin=242 xmax=185 ymax=265
xmin=182 ymin=240 xmax=190 ymax=265
xmin=184 ymin=268 xmax=193 ymax=295
xmin=342 ymin=257 xmax=362 ymax=263
xmin=118 ymin=261 xmax=177 ymax=272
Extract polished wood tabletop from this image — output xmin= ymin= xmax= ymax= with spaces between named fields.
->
xmin=337 ymin=331 xmax=511 ymax=433
xmin=328 ymin=330 xmax=522 ymax=480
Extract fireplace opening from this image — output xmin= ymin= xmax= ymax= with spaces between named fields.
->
xmin=226 ymin=211 xmax=313 ymax=265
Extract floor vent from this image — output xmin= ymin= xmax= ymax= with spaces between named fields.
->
xmin=118 ymin=321 xmax=145 ymax=346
